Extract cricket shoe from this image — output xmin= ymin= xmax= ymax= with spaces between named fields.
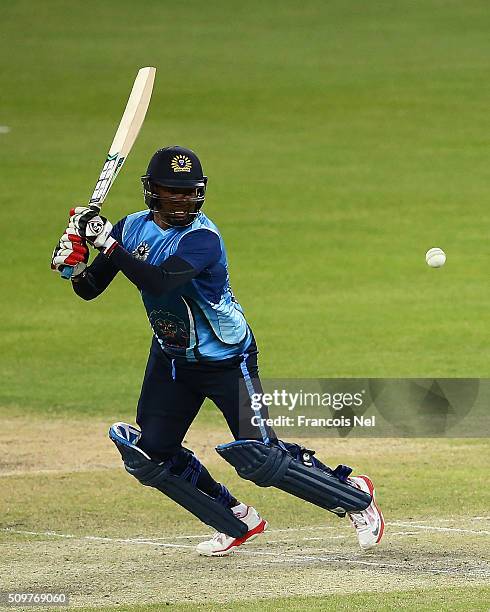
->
xmin=196 ymin=505 xmax=268 ymax=557
xmin=347 ymin=475 xmax=385 ymax=551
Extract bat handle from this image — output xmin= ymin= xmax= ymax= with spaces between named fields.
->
xmin=60 ymin=265 xmax=74 ymax=280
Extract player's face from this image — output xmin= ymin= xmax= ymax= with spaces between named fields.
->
xmin=151 ymin=185 xmax=199 ymax=229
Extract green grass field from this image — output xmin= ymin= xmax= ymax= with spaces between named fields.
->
xmin=1 ymin=1 xmax=489 ymax=610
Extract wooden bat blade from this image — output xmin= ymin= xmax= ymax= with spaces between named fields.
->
xmin=60 ymin=67 xmax=156 ymax=280
xmin=89 ymin=66 xmax=156 ymax=207
xmin=109 ymin=66 xmax=156 ymax=158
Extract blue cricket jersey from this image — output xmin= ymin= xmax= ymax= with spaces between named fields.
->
xmin=112 ymin=211 xmax=252 ymax=362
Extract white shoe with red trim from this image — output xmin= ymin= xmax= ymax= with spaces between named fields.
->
xmin=196 ymin=505 xmax=268 ymax=557
xmin=347 ymin=475 xmax=385 ymax=550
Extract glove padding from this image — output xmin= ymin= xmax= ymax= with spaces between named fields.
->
xmin=51 ymin=224 xmax=89 ymax=277
xmin=70 ymin=206 xmax=116 ymax=252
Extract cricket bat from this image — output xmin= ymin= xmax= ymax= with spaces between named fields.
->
xmin=61 ymin=66 xmax=156 ymax=279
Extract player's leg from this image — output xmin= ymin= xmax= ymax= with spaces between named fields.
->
xmin=189 ymin=342 xmax=270 ymax=555
xmin=109 ymin=340 xmax=248 ymax=539
xmin=271 ymin=441 xmax=384 ymax=549
xmin=135 ymin=342 xmax=249 ymax=509
xmin=203 ymin=340 xmax=275 ymax=443
xmin=211 ymin=351 xmax=371 ymax=516
xmin=134 ymin=341 xmax=203 ymax=459
xmin=218 ymin=436 xmax=384 ymax=550
xmin=208 ymin=340 xmax=384 ymax=550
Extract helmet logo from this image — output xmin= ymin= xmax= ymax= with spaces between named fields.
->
xmin=171 ymin=154 xmax=192 ymax=173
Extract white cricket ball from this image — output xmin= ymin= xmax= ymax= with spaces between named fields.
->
xmin=426 ymin=247 xmax=446 ymax=268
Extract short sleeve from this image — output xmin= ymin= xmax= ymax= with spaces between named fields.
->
xmin=174 ymin=229 xmax=221 ymax=273
xmin=110 ymin=217 xmax=127 ymax=245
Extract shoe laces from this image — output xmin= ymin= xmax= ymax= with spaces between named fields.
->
xmin=349 ymin=512 xmax=368 ymax=529
xmin=211 ymin=531 xmax=229 ymax=545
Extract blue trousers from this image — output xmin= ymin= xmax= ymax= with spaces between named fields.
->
xmin=136 ymin=337 xmax=274 ymax=461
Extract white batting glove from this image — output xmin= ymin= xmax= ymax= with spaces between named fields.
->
xmin=51 ymin=225 xmax=89 ymax=277
xmin=70 ymin=206 xmax=117 ymax=253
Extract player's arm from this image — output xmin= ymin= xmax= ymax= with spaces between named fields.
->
xmin=67 ymin=207 xmax=221 ymax=295
xmin=107 ymin=228 xmax=220 ymax=294
xmin=51 ymin=211 xmax=126 ymax=300
xmin=70 ymin=216 xmax=127 ymax=300
xmin=71 ymin=252 xmax=119 ymax=300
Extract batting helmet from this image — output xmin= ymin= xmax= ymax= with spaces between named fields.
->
xmin=141 ymin=146 xmax=208 ymax=226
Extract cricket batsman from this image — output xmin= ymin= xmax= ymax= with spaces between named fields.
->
xmin=51 ymin=146 xmax=384 ymax=556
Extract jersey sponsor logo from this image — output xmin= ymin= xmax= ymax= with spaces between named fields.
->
xmin=131 ymin=241 xmax=150 ymax=261
xmin=149 ymin=310 xmax=189 ymax=348
xmin=171 ymin=154 xmax=192 ymax=173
